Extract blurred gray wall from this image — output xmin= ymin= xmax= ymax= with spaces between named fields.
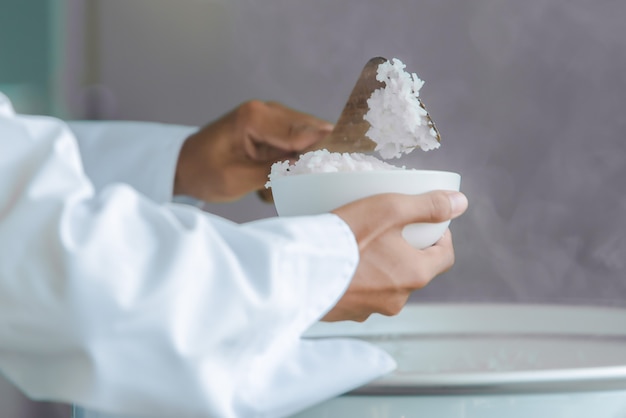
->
xmin=3 ymin=0 xmax=626 ymax=416
xmin=68 ymin=0 xmax=625 ymax=307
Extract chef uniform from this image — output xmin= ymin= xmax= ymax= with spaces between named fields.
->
xmin=0 ymin=92 xmax=394 ymax=418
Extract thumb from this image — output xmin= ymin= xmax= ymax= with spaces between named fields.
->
xmin=333 ymin=191 xmax=467 ymax=246
xmin=364 ymin=191 xmax=467 ymax=229
xmin=389 ymin=190 xmax=468 ymax=226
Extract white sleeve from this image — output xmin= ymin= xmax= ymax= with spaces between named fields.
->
xmin=0 ymin=94 xmax=395 ymax=418
xmin=66 ymin=120 xmax=196 ymax=203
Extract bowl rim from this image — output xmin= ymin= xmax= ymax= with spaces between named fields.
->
xmin=269 ymin=169 xmax=461 ymax=186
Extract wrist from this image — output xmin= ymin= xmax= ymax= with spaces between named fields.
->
xmin=173 ymin=129 xmax=236 ymax=203
xmin=173 ymin=135 xmax=195 ymax=197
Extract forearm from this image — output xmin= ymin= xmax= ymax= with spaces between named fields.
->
xmin=0 ymin=109 xmax=393 ymax=417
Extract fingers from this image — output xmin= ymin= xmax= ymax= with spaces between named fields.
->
xmin=265 ymin=101 xmax=334 ymax=150
xmin=382 ymin=229 xmax=455 ymax=291
xmin=326 ymin=194 xmax=464 ymax=322
xmin=176 ymin=100 xmax=332 ymax=202
xmin=393 ymin=191 xmax=468 ymax=224
xmin=414 ymin=229 xmax=456 ymax=280
xmin=334 ymin=191 xmax=468 ymax=245
xmin=326 ymin=190 xmax=466 ymax=322
xmin=322 ymin=229 xmax=456 ymax=322
xmin=238 ymin=100 xmax=333 ymax=162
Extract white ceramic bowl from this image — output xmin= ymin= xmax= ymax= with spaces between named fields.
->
xmin=270 ymin=170 xmax=461 ymax=249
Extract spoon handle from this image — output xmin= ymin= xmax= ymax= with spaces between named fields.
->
xmin=305 ymin=57 xmax=387 ymax=154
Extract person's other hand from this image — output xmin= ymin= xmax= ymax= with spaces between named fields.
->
xmin=324 ymin=190 xmax=468 ymax=322
xmin=174 ymin=100 xmax=332 ymax=202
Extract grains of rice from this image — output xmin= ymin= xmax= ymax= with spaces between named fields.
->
xmin=265 ymin=149 xmax=403 ymax=187
xmin=364 ymin=58 xmax=440 ymax=159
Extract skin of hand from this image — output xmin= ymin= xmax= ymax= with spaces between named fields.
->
xmin=324 ymin=190 xmax=469 ymax=322
xmin=174 ymin=100 xmax=333 ymax=202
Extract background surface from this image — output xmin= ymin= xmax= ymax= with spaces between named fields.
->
xmin=2 ymin=0 xmax=625 ymax=416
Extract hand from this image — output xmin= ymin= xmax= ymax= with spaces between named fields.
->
xmin=324 ymin=190 xmax=468 ymax=322
xmin=174 ymin=100 xmax=333 ymax=202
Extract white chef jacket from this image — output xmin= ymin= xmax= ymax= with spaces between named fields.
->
xmin=0 ymin=92 xmax=395 ymax=418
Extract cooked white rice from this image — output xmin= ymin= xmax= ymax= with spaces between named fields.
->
xmin=364 ymin=58 xmax=440 ymax=159
xmin=266 ymin=149 xmax=403 ymax=186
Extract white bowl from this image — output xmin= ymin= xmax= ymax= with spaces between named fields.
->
xmin=270 ymin=170 xmax=461 ymax=249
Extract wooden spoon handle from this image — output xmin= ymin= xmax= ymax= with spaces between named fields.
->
xmin=305 ymin=57 xmax=387 ymax=154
